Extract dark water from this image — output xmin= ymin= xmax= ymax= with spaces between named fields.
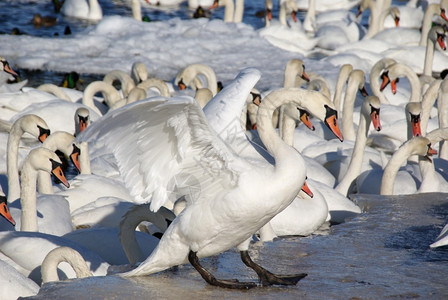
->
xmin=25 ymin=193 xmax=448 ymax=299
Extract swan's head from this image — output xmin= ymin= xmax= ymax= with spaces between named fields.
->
xmin=17 ymin=114 xmax=51 ymax=143
xmin=75 ymin=107 xmax=90 ymax=134
xmin=0 ymin=56 xmax=18 ymax=77
xmin=301 ymin=178 xmax=313 ymax=198
xmin=429 ymin=25 xmax=447 ymax=51
xmin=0 ymin=196 xmax=15 ymax=226
xmin=440 ymin=1 xmax=448 ymax=22
xmin=323 ymin=105 xmax=343 ymax=142
xmin=298 ymin=108 xmax=315 ymax=131
xmin=28 ymin=147 xmax=70 ymax=188
xmin=409 ymin=137 xmax=437 ymax=163
xmin=365 ymin=96 xmax=381 ymax=132
xmin=406 ymin=102 xmax=422 ymax=137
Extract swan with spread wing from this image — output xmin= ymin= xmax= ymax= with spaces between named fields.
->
xmin=77 ymin=68 xmax=343 ymax=289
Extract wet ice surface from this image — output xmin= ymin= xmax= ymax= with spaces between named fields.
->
xmin=25 ymin=193 xmax=448 ymax=299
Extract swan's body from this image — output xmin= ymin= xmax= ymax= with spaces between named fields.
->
xmin=78 ymin=68 xmax=342 ymax=287
xmin=430 ymin=222 xmax=448 ymax=248
xmin=61 ymin=0 xmax=103 ymax=21
xmin=0 ymin=231 xmax=109 ymax=285
xmin=0 ymin=259 xmax=39 ymax=300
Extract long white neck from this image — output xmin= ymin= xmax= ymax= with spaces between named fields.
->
xmin=222 ymin=0 xmax=235 ymax=22
xmin=6 ymin=123 xmax=23 ymax=203
xmin=370 ymin=58 xmax=396 ymax=105
xmin=420 ymin=79 xmax=442 ymax=135
xmin=19 ymin=157 xmax=39 ymax=232
xmin=119 ymin=205 xmax=175 ymax=264
xmin=420 ymin=4 xmax=440 ymax=46
xmin=87 ymin=0 xmax=102 ymax=20
xmin=333 ymin=64 xmax=353 ymax=113
xmin=303 ymin=0 xmax=315 ymax=33
xmin=424 ymin=33 xmax=436 ymax=77
xmin=341 ymin=70 xmax=364 ymax=141
xmin=233 ymin=0 xmax=244 ymax=23
xmin=37 ymin=84 xmax=71 ymax=101
xmin=131 ymin=0 xmax=142 ymax=21
xmin=41 ymin=246 xmax=92 ymax=284
xmin=79 ymin=142 xmax=91 ymax=175
xmin=390 ymin=63 xmax=422 ymax=103
xmin=335 ymin=98 xmax=374 ymax=196
xmin=364 ymin=0 xmax=381 ymax=38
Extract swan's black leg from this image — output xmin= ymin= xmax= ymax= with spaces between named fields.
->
xmin=188 ymin=250 xmax=257 ymax=289
xmin=240 ymin=250 xmax=307 ymax=286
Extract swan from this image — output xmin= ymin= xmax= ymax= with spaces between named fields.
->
xmin=209 ymin=0 xmax=245 ymax=23
xmin=419 ymin=0 xmax=448 ymax=46
xmin=131 ymin=62 xmax=148 ymax=84
xmin=6 ymin=114 xmax=50 ymax=203
xmin=103 ymin=70 xmax=136 ymax=98
xmin=78 ymin=68 xmax=343 ymax=288
xmin=81 ymin=80 xmax=123 ymax=115
xmin=61 ymin=0 xmax=103 ymax=21
xmin=0 ymin=231 xmax=110 ymax=285
xmin=0 ymin=259 xmax=39 ymax=299
xmin=136 ymin=77 xmax=171 ymax=98
xmin=382 ymin=25 xmax=448 ymax=77
xmin=174 ymin=63 xmax=218 ymax=96
xmin=0 ymin=56 xmax=26 ymax=93
xmin=75 ymin=107 xmax=90 ymax=136
xmin=437 ymin=78 xmax=448 ymax=159
xmin=8 ymin=147 xmax=73 ymax=236
xmin=259 ymin=0 xmax=321 ymax=54
xmin=380 ymin=136 xmax=438 ymax=195
xmin=296 ymin=0 xmax=359 ymax=12
xmin=0 ymin=195 xmax=15 ymax=226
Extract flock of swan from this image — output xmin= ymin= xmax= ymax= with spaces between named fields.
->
xmin=1 ymin=0 xmax=448 ymax=298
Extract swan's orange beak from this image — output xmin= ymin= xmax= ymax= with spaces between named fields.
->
xmin=38 ymin=126 xmax=50 ymax=143
xmin=4 ymin=62 xmax=18 ymax=77
xmin=410 ymin=114 xmax=421 ymax=137
xmin=370 ymin=107 xmax=381 ymax=131
xmin=356 ymin=6 xmax=363 ymax=18
xmin=391 ymin=78 xmax=398 ymax=94
xmin=70 ymin=144 xmax=82 ymax=173
xmin=252 ymin=95 xmax=261 ymax=106
xmin=266 ymin=9 xmax=272 ymax=21
xmin=209 ymin=0 xmax=219 ymax=10
xmin=437 ymin=33 xmax=447 ymax=50
xmin=291 ymin=11 xmax=297 ymax=23
xmin=379 ymin=72 xmax=390 ymax=92
xmin=394 ymin=16 xmax=400 ymax=27
xmin=324 ymin=106 xmax=343 ymax=142
xmin=0 ymin=198 xmax=15 ymax=226
xmin=425 ymin=144 xmax=438 ymax=162
xmin=51 ymin=160 xmax=70 ymax=188
xmin=301 ymin=70 xmax=310 ymax=82
xmin=299 ymin=109 xmax=315 ymax=131
xmin=252 ymin=123 xmax=257 ymax=130
xmin=178 ymin=79 xmax=187 ymax=90
xmin=441 ymin=9 xmax=448 ymax=22
xmin=301 ymin=180 xmax=313 ymax=198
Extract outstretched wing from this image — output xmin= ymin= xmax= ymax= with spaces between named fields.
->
xmin=78 ymin=96 xmax=245 ymax=211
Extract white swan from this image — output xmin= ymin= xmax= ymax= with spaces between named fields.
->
xmin=78 ymin=68 xmax=343 ymax=288
xmin=6 ymin=115 xmax=50 ymax=203
xmin=81 ymin=80 xmax=123 ymax=115
xmin=61 ymin=0 xmax=103 ymax=21
xmin=174 ymin=63 xmax=218 ymax=96
xmin=0 ymin=56 xmax=18 ymax=85
xmin=259 ymin=0 xmax=321 ymax=54
xmin=0 ymin=195 xmax=15 ymax=226
xmin=209 ymin=0 xmax=245 ymax=23
xmin=380 ymin=136 xmax=438 ymax=195
xmin=0 ymin=259 xmax=39 ymax=299
xmin=103 ymin=70 xmax=136 ymax=98
xmin=8 ymin=147 xmax=73 ymax=236
xmin=0 ymin=231 xmax=110 ymax=285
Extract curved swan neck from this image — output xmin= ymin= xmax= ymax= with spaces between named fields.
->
xmin=370 ymin=58 xmax=396 ymax=104
xmin=333 ymin=64 xmax=353 ymax=113
xmin=341 ymin=70 xmax=365 ymax=141
xmin=421 ymin=79 xmax=442 ymax=134
xmin=420 ymin=4 xmax=440 ymax=46
xmin=103 ymin=70 xmax=136 ymax=98
xmin=380 ymin=137 xmax=430 ymax=195
xmin=41 ymin=246 xmax=92 ymax=284
xmin=82 ymin=81 xmax=122 ymax=115
xmin=438 ymin=80 xmax=448 ymax=159
xmin=388 ymin=63 xmax=421 ymax=102
xmin=137 ymin=78 xmax=170 ymax=97
xmin=119 ymin=205 xmax=175 ymax=264
xmin=37 ymin=83 xmax=71 ymax=101
xmin=335 ymin=97 xmax=377 ymax=196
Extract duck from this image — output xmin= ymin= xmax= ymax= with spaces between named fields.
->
xmin=61 ymin=0 xmax=102 ymax=21
xmin=78 ymin=68 xmax=343 ymax=288
xmin=32 ymin=14 xmax=58 ymax=27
